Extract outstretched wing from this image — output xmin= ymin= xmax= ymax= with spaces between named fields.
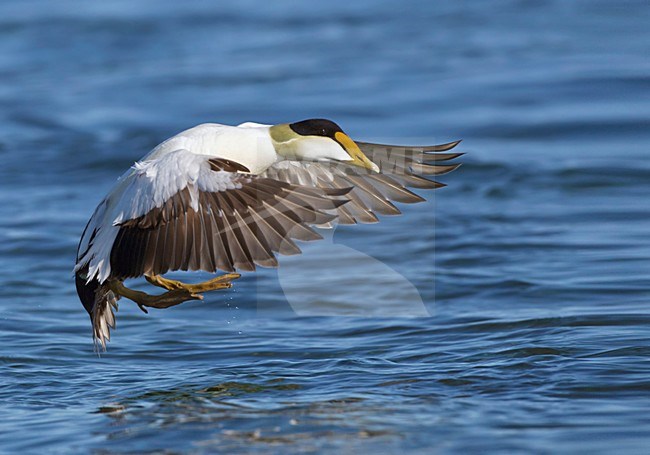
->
xmin=261 ymin=140 xmax=462 ymax=224
xmin=76 ymin=149 xmax=349 ymax=282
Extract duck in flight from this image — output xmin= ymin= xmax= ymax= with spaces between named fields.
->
xmin=74 ymin=119 xmax=462 ymax=349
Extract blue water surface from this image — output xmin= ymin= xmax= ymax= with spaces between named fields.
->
xmin=1 ymin=0 xmax=650 ymax=453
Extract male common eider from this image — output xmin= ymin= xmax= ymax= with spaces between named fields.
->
xmin=74 ymin=119 xmax=461 ymax=349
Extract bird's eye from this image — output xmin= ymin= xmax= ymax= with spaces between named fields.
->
xmin=321 ymin=129 xmax=326 ymax=135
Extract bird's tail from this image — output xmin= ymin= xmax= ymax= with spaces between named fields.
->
xmin=75 ymin=268 xmax=119 ymax=351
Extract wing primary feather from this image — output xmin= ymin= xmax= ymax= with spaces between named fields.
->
xmin=166 ymin=214 xmax=179 ymax=273
xmin=259 ymin=202 xmax=311 ymax=249
xmin=356 ymin=139 xmax=461 ymax=154
xmin=124 ymin=227 xmax=137 ymax=277
xmin=272 ymin=197 xmax=337 ymax=226
xmin=175 ymin=202 xmax=188 ymax=271
xmin=317 ymin=187 xmax=353 ymax=197
xmin=229 ymin=187 xmax=263 ymax=209
xmin=391 ymin=174 xmax=445 ymax=189
xmin=249 ymin=207 xmax=292 ymax=254
xmin=212 ymin=201 xmax=237 ymax=271
xmin=143 ymin=224 xmax=159 ymax=274
xmin=109 ymin=228 xmax=125 ymax=278
xmin=215 ymin=193 xmax=255 ymax=271
xmin=265 ymin=201 xmax=324 ymax=241
xmin=221 ymin=190 xmax=249 ymax=214
xmin=188 ymin=208 xmax=201 ymax=271
xmin=335 ymin=204 xmax=357 ymax=225
xmin=232 ymin=210 xmax=278 ymax=268
xmin=197 ymin=198 xmax=216 ymax=272
xmin=241 ymin=182 xmax=283 ymax=204
xmin=330 ymin=177 xmax=379 ymax=224
xmin=366 ymin=174 xmax=425 ymax=203
xmin=283 ymin=190 xmax=348 ymax=211
xmin=410 ymin=163 xmax=462 ymax=176
xmin=421 ymin=152 xmax=464 ymax=161
xmin=422 ymin=139 xmax=462 ymax=152
xmin=344 ymin=175 xmax=402 ymax=216
xmin=152 ymin=221 xmax=166 ymax=275
xmin=221 ymin=192 xmax=277 ymax=267
xmin=208 ymin=209 xmax=234 ymax=272
xmin=133 ymin=229 xmax=146 ymax=277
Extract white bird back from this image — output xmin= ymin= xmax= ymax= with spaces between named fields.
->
xmin=145 ymin=123 xmax=278 ymax=175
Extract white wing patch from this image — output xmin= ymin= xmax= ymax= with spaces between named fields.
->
xmin=75 ymin=149 xmax=241 ymax=284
